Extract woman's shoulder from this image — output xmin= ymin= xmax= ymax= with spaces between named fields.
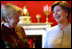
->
xmin=69 ymin=23 xmax=71 ymax=29
xmin=67 ymin=23 xmax=71 ymax=31
xmin=15 ymin=26 xmax=23 ymax=29
xmin=47 ymin=25 xmax=58 ymax=32
xmin=46 ymin=25 xmax=58 ymax=36
xmin=1 ymin=24 xmax=6 ymax=31
xmin=15 ymin=26 xmax=24 ymax=31
xmin=15 ymin=26 xmax=25 ymax=34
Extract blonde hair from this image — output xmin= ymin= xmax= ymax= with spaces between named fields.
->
xmin=1 ymin=3 xmax=23 ymax=22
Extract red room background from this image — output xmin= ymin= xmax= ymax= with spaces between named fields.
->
xmin=1 ymin=1 xmax=71 ymax=26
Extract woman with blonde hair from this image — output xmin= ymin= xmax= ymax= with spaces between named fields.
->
xmin=1 ymin=3 xmax=30 ymax=48
xmin=44 ymin=1 xmax=71 ymax=48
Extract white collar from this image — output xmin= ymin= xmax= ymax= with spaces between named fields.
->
xmin=58 ymin=23 xmax=71 ymax=31
xmin=4 ymin=22 xmax=10 ymax=28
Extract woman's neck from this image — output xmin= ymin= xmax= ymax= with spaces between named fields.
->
xmin=58 ymin=20 xmax=69 ymax=30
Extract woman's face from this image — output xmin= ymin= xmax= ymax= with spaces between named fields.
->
xmin=53 ymin=5 xmax=68 ymax=23
xmin=8 ymin=15 xmax=20 ymax=28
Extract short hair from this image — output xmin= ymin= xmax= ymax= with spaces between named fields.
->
xmin=52 ymin=1 xmax=71 ymax=19
xmin=1 ymin=3 xmax=23 ymax=22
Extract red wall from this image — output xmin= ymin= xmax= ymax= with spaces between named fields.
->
xmin=1 ymin=1 xmax=71 ymax=26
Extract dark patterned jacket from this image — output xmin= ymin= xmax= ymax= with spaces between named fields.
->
xmin=1 ymin=24 xmax=30 ymax=48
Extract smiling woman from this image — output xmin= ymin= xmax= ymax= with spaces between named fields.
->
xmin=44 ymin=1 xmax=71 ymax=48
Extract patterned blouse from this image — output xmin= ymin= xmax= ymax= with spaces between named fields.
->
xmin=1 ymin=24 xmax=30 ymax=48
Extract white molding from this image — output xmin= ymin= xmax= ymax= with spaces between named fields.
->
xmin=17 ymin=23 xmax=52 ymax=48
